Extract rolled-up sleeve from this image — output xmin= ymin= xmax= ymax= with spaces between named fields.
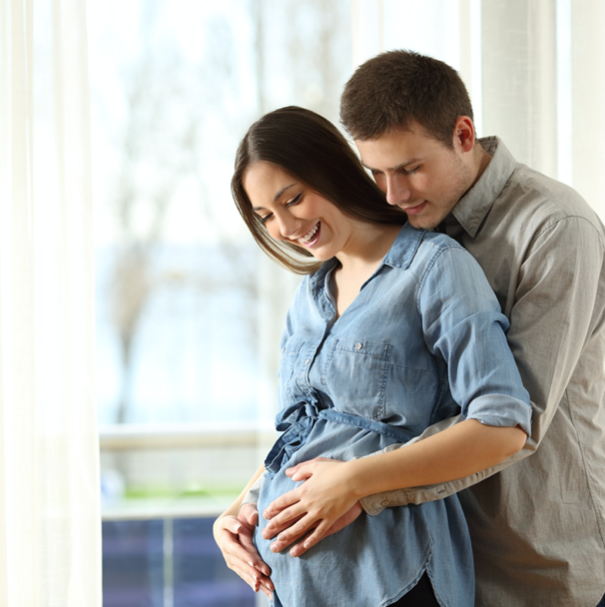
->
xmin=361 ymin=244 xmax=533 ymax=515
xmin=419 ymin=246 xmax=531 ymax=434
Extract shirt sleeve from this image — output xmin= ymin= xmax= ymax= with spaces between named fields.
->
xmin=362 ymin=239 xmax=543 ymax=515
xmin=241 ymin=475 xmax=263 ymax=507
xmin=418 ymin=244 xmax=531 ymax=432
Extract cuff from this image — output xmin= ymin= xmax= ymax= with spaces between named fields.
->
xmin=466 ymin=393 xmax=532 ymax=436
xmin=241 ymin=475 xmax=264 ymax=507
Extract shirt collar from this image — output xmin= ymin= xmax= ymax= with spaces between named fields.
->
xmin=383 ymin=222 xmax=425 ymax=270
xmin=450 ymin=136 xmax=517 ymax=238
xmin=309 ymin=222 xmax=425 ymax=297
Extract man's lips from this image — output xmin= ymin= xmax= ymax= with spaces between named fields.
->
xmin=400 ymin=201 xmax=428 ymax=215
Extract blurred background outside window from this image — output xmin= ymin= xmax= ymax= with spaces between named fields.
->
xmin=88 ymin=1 xmax=605 ymax=605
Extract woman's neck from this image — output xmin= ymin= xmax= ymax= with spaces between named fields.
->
xmin=332 ymin=222 xmax=402 ymax=318
xmin=335 ymin=222 xmax=402 ymax=273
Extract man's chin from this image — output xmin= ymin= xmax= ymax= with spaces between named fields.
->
xmin=406 ymin=214 xmax=439 ymax=230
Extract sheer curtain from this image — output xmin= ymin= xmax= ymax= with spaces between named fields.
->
xmin=0 ymin=0 xmax=101 ymax=605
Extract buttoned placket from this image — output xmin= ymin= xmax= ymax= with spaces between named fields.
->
xmin=294 ymin=265 xmax=340 ymax=397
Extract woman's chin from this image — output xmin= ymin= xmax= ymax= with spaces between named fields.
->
xmin=308 ymin=249 xmax=334 ymax=262
xmin=294 ymin=242 xmax=332 ymax=261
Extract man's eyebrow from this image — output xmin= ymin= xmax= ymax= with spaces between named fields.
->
xmin=252 ymin=183 xmax=297 ymax=211
xmin=362 ymin=158 xmax=422 ymax=172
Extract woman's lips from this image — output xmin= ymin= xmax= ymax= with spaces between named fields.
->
xmin=299 ymin=222 xmax=321 ymax=247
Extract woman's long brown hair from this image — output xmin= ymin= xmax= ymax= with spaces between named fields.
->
xmin=231 ymin=106 xmax=407 ymax=274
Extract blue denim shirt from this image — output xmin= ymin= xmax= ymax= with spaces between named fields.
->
xmin=255 ymin=223 xmax=531 ymax=607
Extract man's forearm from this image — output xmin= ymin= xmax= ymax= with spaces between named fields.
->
xmin=359 ymin=438 xmax=535 ymax=514
xmin=343 ymin=419 xmax=527 ymax=502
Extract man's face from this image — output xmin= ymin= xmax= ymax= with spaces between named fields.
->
xmin=355 ymin=123 xmax=474 ymax=229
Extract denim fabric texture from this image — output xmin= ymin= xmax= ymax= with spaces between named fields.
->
xmin=254 ymin=224 xmax=531 ymax=607
xmin=597 ymin=591 xmax=605 ymax=607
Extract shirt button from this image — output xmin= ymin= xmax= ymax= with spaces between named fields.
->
xmin=355 ymin=342 xmax=363 ymax=350
xmin=305 ymin=359 xmax=310 ymax=365
xmin=381 ymin=500 xmax=390 ymax=507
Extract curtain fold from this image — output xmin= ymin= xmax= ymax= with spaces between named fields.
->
xmin=571 ymin=0 xmax=605 ymax=214
xmin=0 ymin=0 xmax=101 ymax=605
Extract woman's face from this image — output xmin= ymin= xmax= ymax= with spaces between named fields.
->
xmin=243 ymin=161 xmax=357 ymax=262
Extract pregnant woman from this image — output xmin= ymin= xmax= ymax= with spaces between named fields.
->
xmin=214 ymin=106 xmax=531 ymax=607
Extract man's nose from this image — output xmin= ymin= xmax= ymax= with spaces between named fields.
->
xmin=385 ymin=175 xmax=412 ymax=206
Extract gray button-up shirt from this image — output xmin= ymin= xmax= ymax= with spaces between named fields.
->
xmin=361 ymin=137 xmax=605 ymax=607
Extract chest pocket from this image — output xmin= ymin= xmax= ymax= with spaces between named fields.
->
xmin=321 ymin=338 xmax=392 ymax=420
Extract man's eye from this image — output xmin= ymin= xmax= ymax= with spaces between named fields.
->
xmin=286 ymin=193 xmax=302 ymax=206
xmin=404 ymin=166 xmax=419 ymax=175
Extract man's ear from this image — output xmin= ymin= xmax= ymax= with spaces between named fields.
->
xmin=452 ymin=116 xmax=475 ymax=153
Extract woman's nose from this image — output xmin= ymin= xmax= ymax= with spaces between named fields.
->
xmin=276 ymin=212 xmax=299 ymax=239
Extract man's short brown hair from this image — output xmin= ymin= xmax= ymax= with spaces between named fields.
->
xmin=340 ymin=50 xmax=474 ymax=147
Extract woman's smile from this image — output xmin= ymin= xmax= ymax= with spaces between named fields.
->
xmin=298 ymin=222 xmax=321 ymax=247
xmin=243 ymin=161 xmax=357 ymax=262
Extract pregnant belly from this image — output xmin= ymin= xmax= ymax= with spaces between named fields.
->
xmin=254 ymin=467 xmax=439 ymax=607
xmin=254 ymin=417 xmax=472 ymax=607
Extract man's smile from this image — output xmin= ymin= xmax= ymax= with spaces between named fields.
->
xmin=400 ymin=201 xmax=428 ymax=215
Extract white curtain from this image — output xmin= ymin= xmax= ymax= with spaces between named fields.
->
xmin=0 ymin=0 xmax=101 ymax=605
xmin=350 ymin=0 xmax=605 ymax=219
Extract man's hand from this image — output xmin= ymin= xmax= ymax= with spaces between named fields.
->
xmin=239 ymin=501 xmax=260 ymax=527
xmin=262 ymin=457 xmax=364 ymax=557
xmin=213 ymin=512 xmax=273 ymax=599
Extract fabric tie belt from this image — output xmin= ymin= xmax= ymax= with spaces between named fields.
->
xmin=264 ymin=399 xmax=415 ymax=478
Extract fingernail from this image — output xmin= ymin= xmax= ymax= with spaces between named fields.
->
xmin=303 ymin=540 xmax=310 ymax=548
xmin=234 ymin=523 xmax=242 ymax=533
xmin=266 ymin=582 xmax=273 ymax=590
xmin=248 ymin=560 xmax=254 ymax=567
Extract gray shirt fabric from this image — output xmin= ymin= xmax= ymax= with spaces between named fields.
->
xmin=361 ymin=137 xmax=605 ymax=607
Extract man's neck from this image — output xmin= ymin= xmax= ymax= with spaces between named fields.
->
xmin=470 ymin=142 xmax=493 ymax=188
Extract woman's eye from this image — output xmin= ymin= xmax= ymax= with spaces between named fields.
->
xmin=260 ymin=213 xmax=273 ymax=225
xmin=286 ymin=193 xmax=302 ymax=206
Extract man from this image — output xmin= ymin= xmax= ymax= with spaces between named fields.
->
xmin=218 ymin=50 xmax=605 ymax=606
xmin=336 ymin=50 xmax=605 ymax=607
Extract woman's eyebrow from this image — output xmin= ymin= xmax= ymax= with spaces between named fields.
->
xmin=252 ymin=183 xmax=297 ymax=211
xmin=274 ymin=182 xmax=296 ymax=201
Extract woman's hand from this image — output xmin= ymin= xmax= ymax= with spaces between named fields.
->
xmin=213 ymin=512 xmax=273 ymax=599
xmin=262 ymin=457 xmax=364 ymax=557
